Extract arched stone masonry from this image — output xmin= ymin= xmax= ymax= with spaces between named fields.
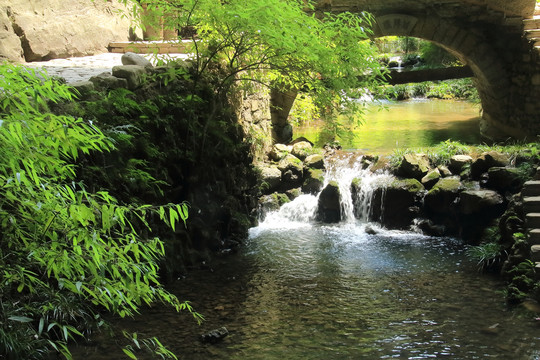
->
xmin=373 ymin=13 xmax=513 ymax=139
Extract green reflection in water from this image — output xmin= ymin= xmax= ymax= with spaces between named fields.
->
xmin=295 ymin=99 xmax=482 ymax=153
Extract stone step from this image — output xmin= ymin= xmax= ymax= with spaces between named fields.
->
xmin=524 ymin=196 xmax=540 ymax=213
xmin=529 ymin=229 xmax=540 ymax=245
xmin=526 ymin=213 xmax=540 ymax=228
xmin=524 ymin=18 xmax=540 ymax=30
xmin=526 ymin=29 xmax=540 ymax=38
xmin=531 ymin=245 xmax=540 ymax=262
xmin=108 ymin=41 xmax=191 ymax=54
xmin=522 ymin=181 xmax=540 ymax=197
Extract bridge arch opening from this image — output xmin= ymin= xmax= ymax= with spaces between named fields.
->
xmin=372 ymin=14 xmax=512 ymax=140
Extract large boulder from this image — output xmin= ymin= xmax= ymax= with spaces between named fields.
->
xmin=302 ymin=168 xmax=325 ymax=195
xmin=448 ymin=154 xmax=473 ymax=175
xmin=457 ymin=190 xmax=506 ymax=243
xmin=397 ymin=153 xmax=431 ymax=180
xmin=424 ymin=177 xmax=462 ymax=234
xmin=268 ymin=143 xmax=291 ymax=162
xmin=485 ymin=167 xmax=525 ymax=193
xmin=379 ymin=178 xmax=424 ymax=229
xmin=421 ymin=168 xmax=441 ymax=189
xmin=89 ymin=72 xmax=129 ymax=90
xmin=291 ymin=141 xmax=312 ymax=161
xmin=316 ymin=181 xmax=341 ymax=223
xmin=277 ymin=154 xmax=304 ymax=189
xmin=121 ymin=52 xmax=153 ymax=67
xmin=70 ymin=80 xmax=95 ymax=100
xmin=304 ymin=154 xmax=325 ymax=170
xmin=471 ymin=151 xmax=510 ymax=179
xmin=0 ymin=0 xmax=139 ymax=62
xmin=258 ymin=193 xmax=289 ymax=219
xmin=112 ymin=65 xmax=147 ymax=90
xmin=458 ymin=190 xmax=505 ymax=216
xmin=258 ymin=166 xmax=282 ymax=194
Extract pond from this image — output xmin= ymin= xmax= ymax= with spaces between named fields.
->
xmin=295 ymin=99 xmax=483 ymax=153
xmin=73 ymin=220 xmax=540 ymax=360
xmin=71 ymin=156 xmax=540 ymax=360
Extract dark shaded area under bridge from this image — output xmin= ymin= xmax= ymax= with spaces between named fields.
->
xmin=380 ymin=66 xmax=473 ymax=85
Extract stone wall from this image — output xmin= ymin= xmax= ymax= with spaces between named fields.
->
xmin=234 ymin=85 xmax=274 ymax=162
xmin=0 ymin=0 xmax=139 ymax=62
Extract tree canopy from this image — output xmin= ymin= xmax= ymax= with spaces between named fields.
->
xmin=127 ymin=0 xmax=386 ymax=139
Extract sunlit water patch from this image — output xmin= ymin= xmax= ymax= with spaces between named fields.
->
xmin=295 ymin=99 xmax=482 ymax=153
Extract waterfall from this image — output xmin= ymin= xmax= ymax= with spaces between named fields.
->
xmin=324 ymin=154 xmax=393 ymax=222
xmin=259 ymin=153 xmax=393 ymax=226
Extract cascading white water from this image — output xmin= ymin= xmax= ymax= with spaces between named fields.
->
xmin=323 ymin=154 xmax=393 ymax=222
xmin=259 ymin=153 xmax=393 ymax=227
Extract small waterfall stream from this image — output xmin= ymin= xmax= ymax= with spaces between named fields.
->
xmin=260 ymin=153 xmax=393 ymax=228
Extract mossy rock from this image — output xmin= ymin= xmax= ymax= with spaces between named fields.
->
xmin=389 ymin=178 xmax=425 ymax=192
xmin=278 ymin=154 xmax=303 ymax=173
xmin=397 ymin=153 xmax=431 ymax=180
xmin=421 ymin=168 xmax=441 ymax=189
xmin=486 ymin=167 xmax=526 ymax=194
xmin=304 ymin=154 xmax=325 ymax=169
xmin=302 ymin=168 xmax=325 ymax=195
xmin=424 ymin=177 xmax=462 ymax=216
xmin=380 ymin=178 xmax=423 ymax=229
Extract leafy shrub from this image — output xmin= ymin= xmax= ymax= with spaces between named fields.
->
xmin=0 ymin=64 xmax=198 ymax=359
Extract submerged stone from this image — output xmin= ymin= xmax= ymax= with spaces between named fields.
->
xmin=200 ymin=327 xmax=229 ymax=344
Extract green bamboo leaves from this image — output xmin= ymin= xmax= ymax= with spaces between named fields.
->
xmin=0 ymin=64 xmax=196 ymax=359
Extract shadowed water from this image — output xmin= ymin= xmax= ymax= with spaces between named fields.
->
xmin=72 ymin=221 xmax=540 ymax=359
xmin=71 ymin=149 xmax=540 ymax=360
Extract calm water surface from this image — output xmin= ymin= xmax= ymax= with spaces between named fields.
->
xmin=296 ymin=99 xmax=483 ymax=153
xmin=72 ymin=222 xmax=540 ymax=360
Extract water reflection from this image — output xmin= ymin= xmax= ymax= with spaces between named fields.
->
xmin=71 ymin=223 xmax=540 ymax=359
xmin=295 ymin=99 xmax=483 ymax=153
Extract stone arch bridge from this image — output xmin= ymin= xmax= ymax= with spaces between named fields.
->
xmin=272 ymin=0 xmax=540 ymax=143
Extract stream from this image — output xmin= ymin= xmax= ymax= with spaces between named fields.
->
xmin=72 ymin=154 xmax=540 ymax=360
xmin=295 ymin=99 xmax=483 ymax=153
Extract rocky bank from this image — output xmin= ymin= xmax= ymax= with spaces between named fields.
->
xmin=0 ymin=0 xmax=138 ymax=62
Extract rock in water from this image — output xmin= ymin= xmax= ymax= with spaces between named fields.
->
xmin=200 ymin=327 xmax=229 ymax=344
xmin=316 ymin=181 xmax=341 ymax=223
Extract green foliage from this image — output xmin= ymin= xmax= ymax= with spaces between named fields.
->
xmin=0 ymin=63 xmax=200 ymax=359
xmin=122 ymin=331 xmax=178 ymax=360
xmin=428 ymin=140 xmax=471 ymax=166
xmin=122 ymin=0 xmax=385 ymax=141
xmin=288 ymin=93 xmax=318 ymax=127
xmin=419 ymin=41 xmax=458 ymax=67
xmin=506 ymin=259 xmax=539 ymax=303
xmin=374 ymin=79 xmax=479 ymax=102
xmin=466 ymin=241 xmax=505 ymax=271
